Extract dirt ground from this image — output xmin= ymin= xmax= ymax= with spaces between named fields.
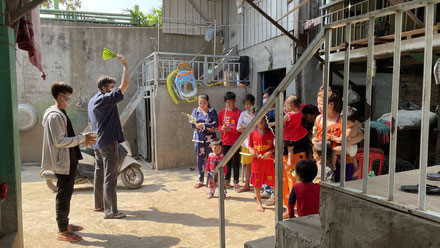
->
xmin=21 ymin=165 xmax=275 ymax=248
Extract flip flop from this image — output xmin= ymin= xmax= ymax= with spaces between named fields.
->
xmin=67 ymin=224 xmax=83 ymax=232
xmin=233 ymin=184 xmax=241 ymax=191
xmin=265 ymin=198 xmax=275 ymax=206
xmin=57 ymin=231 xmax=82 ymax=242
xmin=194 ymin=182 xmax=204 ymax=189
xmin=104 ymin=212 xmax=126 ymax=219
xmin=427 ymin=171 xmax=440 ymax=181
xmin=224 ymin=184 xmax=233 ymax=189
xmin=94 ymin=207 xmax=104 ymax=212
xmin=401 ymin=184 xmax=440 ymax=195
xmin=236 ymin=187 xmax=250 ymax=193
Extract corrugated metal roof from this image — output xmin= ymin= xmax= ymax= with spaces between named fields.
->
xmin=163 ymin=0 xmax=223 ymax=35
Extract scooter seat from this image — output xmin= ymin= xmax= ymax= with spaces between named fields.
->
xmin=80 ymin=147 xmax=95 ymax=157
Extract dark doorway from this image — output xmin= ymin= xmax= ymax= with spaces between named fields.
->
xmin=261 ymin=68 xmax=286 ymax=101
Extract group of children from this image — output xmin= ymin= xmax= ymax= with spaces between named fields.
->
xmin=193 ymin=89 xmax=363 ymax=218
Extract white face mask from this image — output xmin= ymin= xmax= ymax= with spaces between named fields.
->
xmin=262 ymin=98 xmax=268 ymax=105
xmin=106 ymin=87 xmax=116 ymax=93
xmin=64 ymin=95 xmax=73 ymax=106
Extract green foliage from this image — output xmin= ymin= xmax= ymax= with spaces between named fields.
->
xmin=125 ymin=5 xmax=162 ymax=27
xmin=41 ymin=0 xmax=81 ymax=10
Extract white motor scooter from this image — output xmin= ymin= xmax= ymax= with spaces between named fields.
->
xmin=42 ymin=142 xmax=144 ymax=192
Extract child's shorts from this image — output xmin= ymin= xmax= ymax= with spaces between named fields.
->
xmin=251 ymin=171 xmax=275 ymax=188
xmin=241 ymin=147 xmax=252 ymax=164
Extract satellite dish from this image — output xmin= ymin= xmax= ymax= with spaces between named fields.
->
xmin=18 ymin=103 xmax=40 ymax=132
xmin=205 ymin=27 xmax=215 ymax=42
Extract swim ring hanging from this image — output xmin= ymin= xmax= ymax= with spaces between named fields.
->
xmin=166 ymin=62 xmax=198 ymax=104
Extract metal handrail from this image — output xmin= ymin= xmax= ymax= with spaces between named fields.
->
xmin=324 ymin=0 xmax=433 ymax=29
xmin=40 ymin=9 xmax=138 ymax=26
xmin=140 ymin=51 xmax=248 ymax=87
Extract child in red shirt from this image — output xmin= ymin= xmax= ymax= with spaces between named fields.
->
xmin=286 ymin=160 xmax=320 ymax=218
xmin=218 ymin=91 xmax=242 ymax=189
xmin=284 ymin=94 xmax=309 ymax=166
xmin=206 ymin=138 xmax=228 ymax=199
xmin=249 ymin=117 xmax=275 ymax=212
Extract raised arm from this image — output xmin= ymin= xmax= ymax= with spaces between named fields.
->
xmin=117 ymin=55 xmax=130 ymax=94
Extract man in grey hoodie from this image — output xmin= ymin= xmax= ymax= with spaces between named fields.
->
xmin=42 ymin=81 xmax=96 ymax=242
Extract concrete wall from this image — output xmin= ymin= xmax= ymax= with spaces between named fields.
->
xmin=320 ymin=186 xmax=440 ymax=248
xmin=16 ymin=19 xmax=215 ymax=164
xmin=153 ymin=85 xmax=249 ymax=170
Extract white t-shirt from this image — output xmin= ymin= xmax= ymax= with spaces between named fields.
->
xmin=237 ymin=110 xmax=254 ymax=148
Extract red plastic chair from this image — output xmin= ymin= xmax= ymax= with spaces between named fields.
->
xmin=354 ymin=148 xmax=385 ymax=179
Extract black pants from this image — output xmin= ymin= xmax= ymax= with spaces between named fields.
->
xmin=223 ymin=145 xmax=240 ymax=184
xmin=55 ymin=163 xmax=77 ymax=232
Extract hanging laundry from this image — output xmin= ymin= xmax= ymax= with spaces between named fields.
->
xmin=17 ymin=5 xmax=46 ymax=79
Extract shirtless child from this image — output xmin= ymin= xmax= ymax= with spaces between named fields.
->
xmin=331 ymin=107 xmax=363 ymax=174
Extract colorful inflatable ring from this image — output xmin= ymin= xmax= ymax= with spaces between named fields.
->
xmin=166 ymin=70 xmax=179 ymax=104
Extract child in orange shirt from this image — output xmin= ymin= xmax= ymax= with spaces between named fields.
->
xmin=249 ymin=117 xmax=275 ymax=212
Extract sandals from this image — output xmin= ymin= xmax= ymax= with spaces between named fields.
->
xmin=67 ymin=224 xmax=83 ymax=232
xmin=194 ymin=182 xmax=204 ymax=189
xmin=401 ymin=184 xmax=440 ymax=195
xmin=104 ymin=212 xmax=126 ymax=219
xmin=265 ymin=197 xmax=275 ymax=206
xmin=427 ymin=171 xmax=440 ymax=181
xmin=94 ymin=207 xmax=104 ymax=212
xmin=233 ymin=184 xmax=241 ymax=191
xmin=236 ymin=186 xmax=250 ymax=193
xmin=57 ymin=231 xmax=82 ymax=242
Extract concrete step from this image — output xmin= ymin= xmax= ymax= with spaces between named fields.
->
xmin=244 ymin=236 xmax=275 ymax=248
xmin=276 ymin=214 xmax=321 ymax=248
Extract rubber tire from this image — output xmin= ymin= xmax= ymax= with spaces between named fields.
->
xmin=46 ymin=179 xmax=57 ymax=192
xmin=120 ymin=165 xmax=144 ymax=189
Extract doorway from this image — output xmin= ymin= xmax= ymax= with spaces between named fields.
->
xmin=136 ymin=90 xmax=153 ymax=163
xmin=260 ymin=68 xmax=286 ymax=101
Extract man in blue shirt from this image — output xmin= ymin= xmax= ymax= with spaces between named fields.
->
xmin=88 ymin=55 xmax=130 ymax=219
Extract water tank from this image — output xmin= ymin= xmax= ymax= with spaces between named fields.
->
xmin=18 ymin=103 xmax=40 ymax=132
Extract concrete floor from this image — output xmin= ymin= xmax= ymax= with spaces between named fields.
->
xmin=347 ymin=165 xmax=440 ymax=212
xmin=21 ymin=165 xmax=275 ymax=248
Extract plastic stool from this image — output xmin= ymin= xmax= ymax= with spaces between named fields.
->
xmin=355 ymin=148 xmax=385 ymax=179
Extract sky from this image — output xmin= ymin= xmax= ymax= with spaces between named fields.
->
xmin=76 ymin=0 xmax=162 ymax=13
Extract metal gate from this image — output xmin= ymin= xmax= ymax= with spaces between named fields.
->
xmin=136 ymin=89 xmax=153 ymax=163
